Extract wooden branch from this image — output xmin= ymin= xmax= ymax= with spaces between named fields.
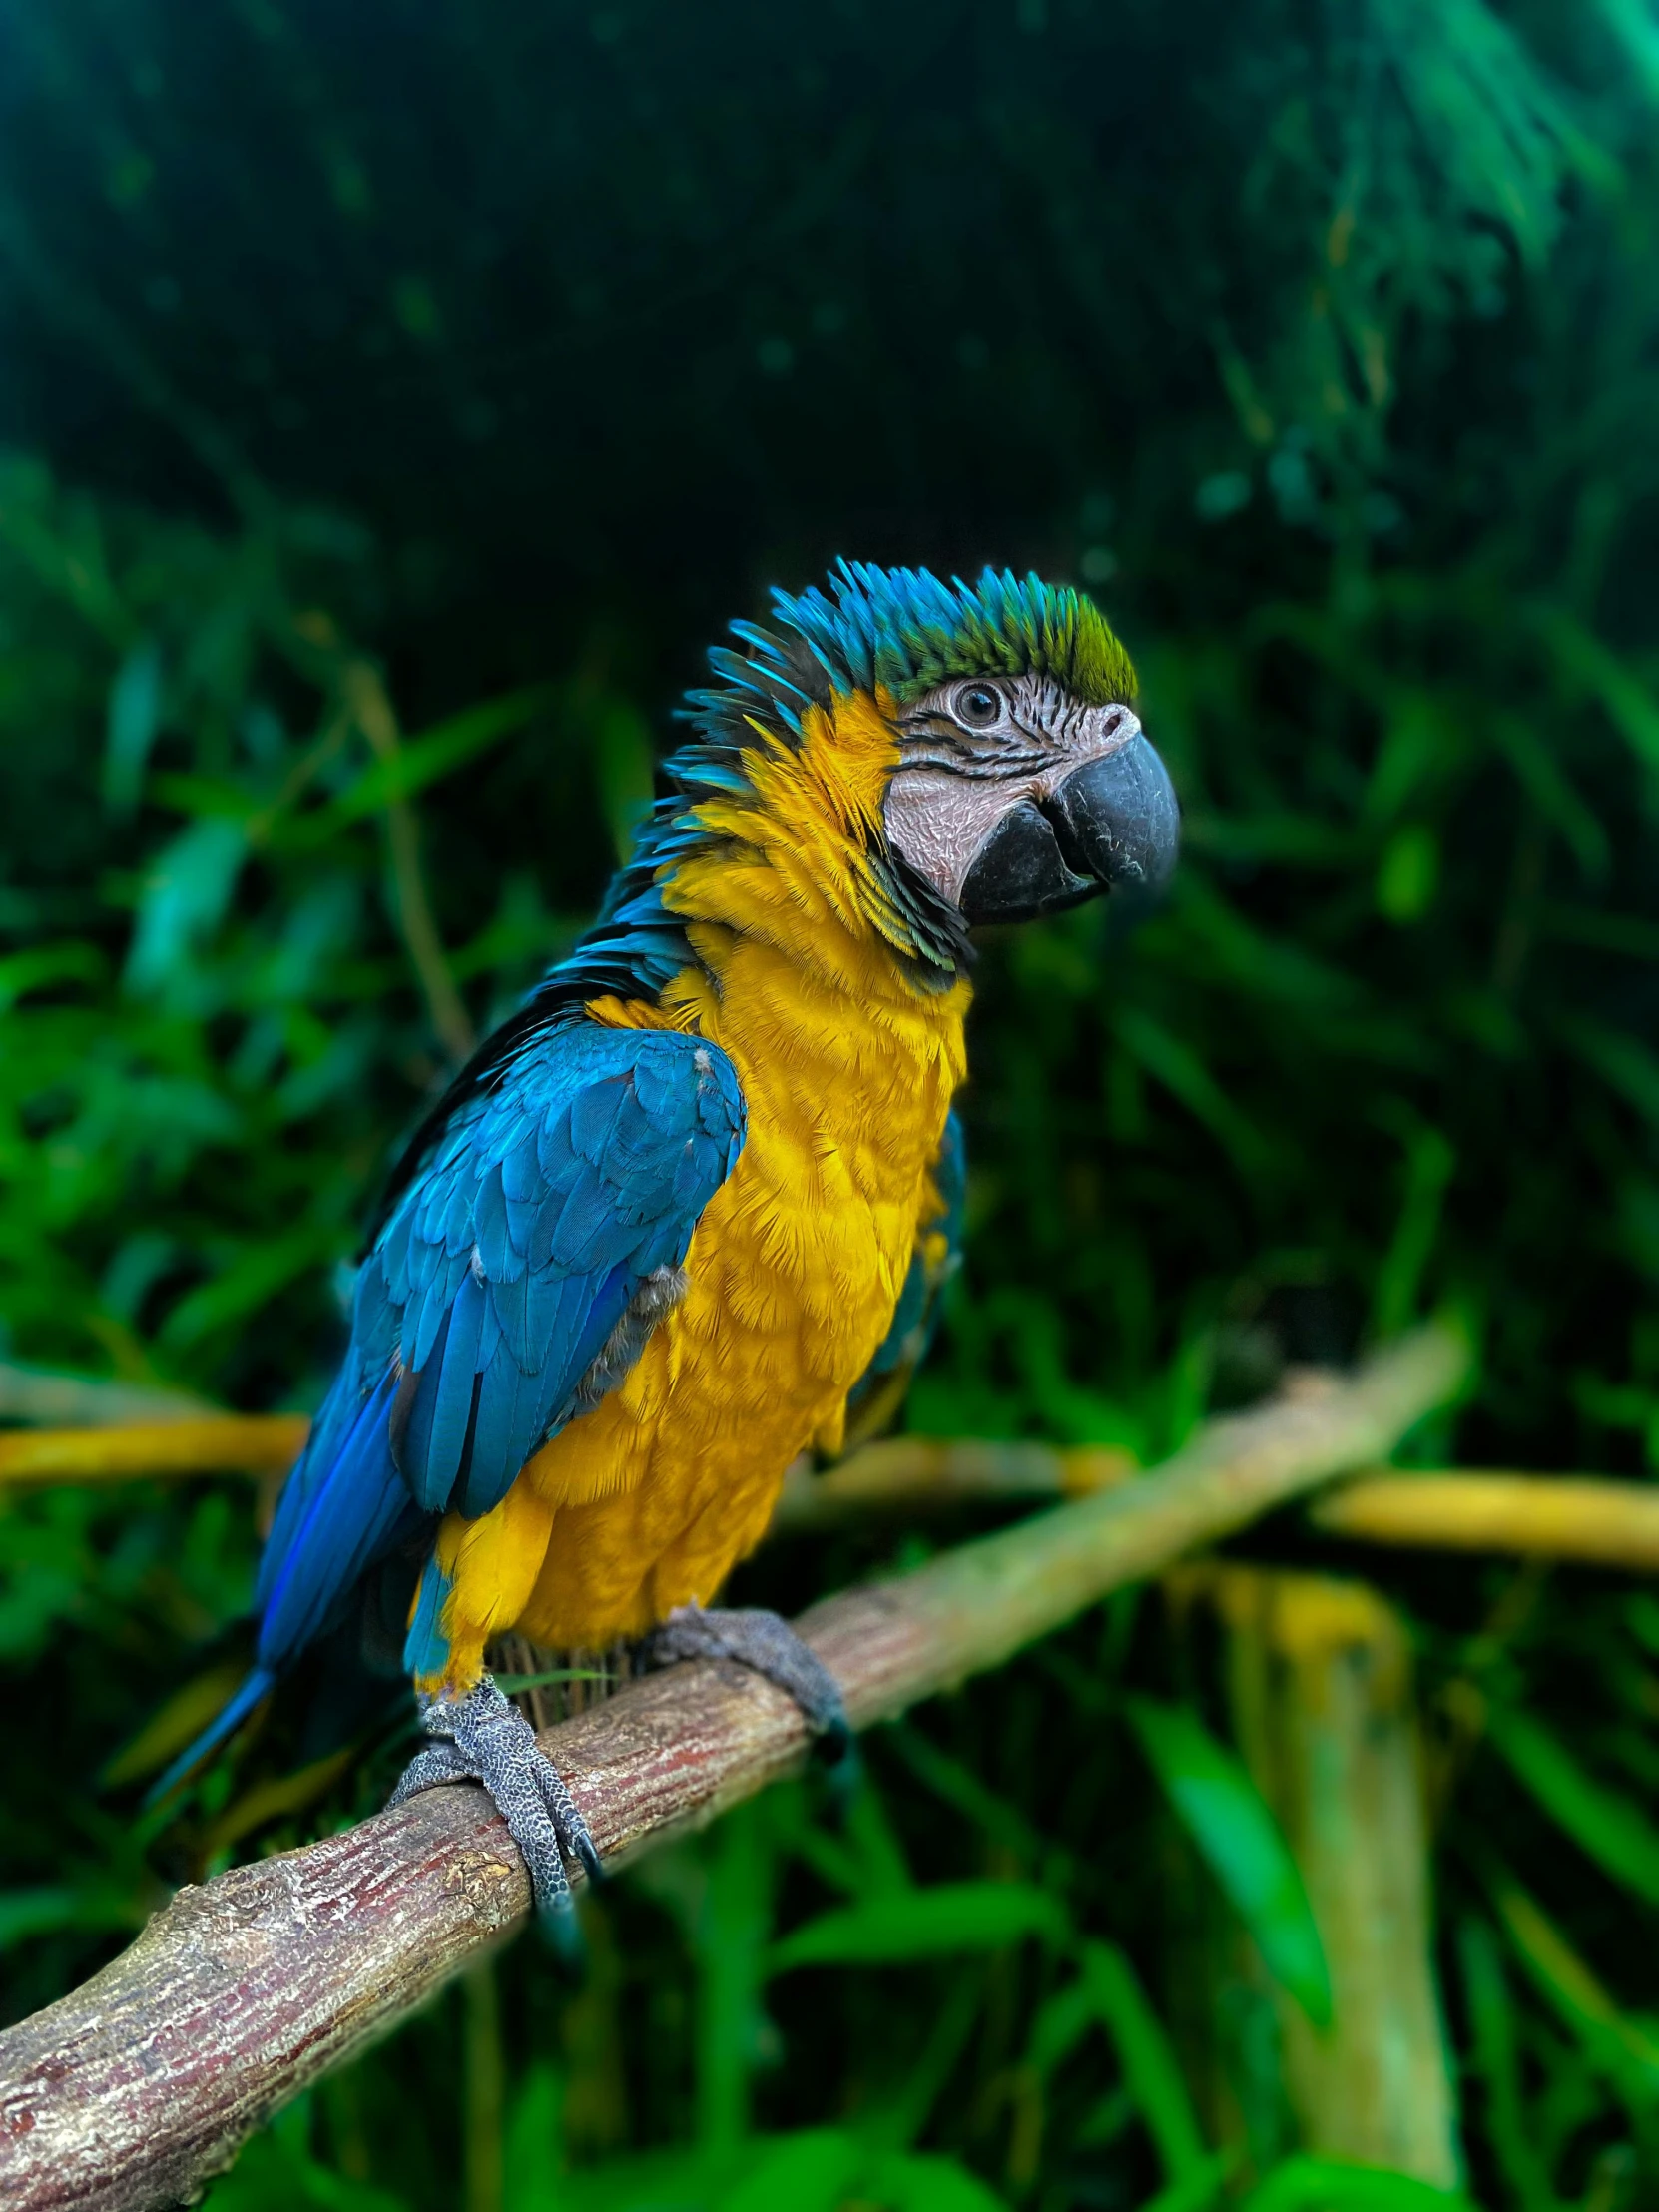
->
xmin=1309 ymin=1471 xmax=1659 ymax=1571
xmin=0 ymin=1325 xmax=1464 ymax=2212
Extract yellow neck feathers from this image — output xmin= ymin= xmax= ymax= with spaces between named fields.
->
xmin=662 ymin=688 xmax=955 ymax=1005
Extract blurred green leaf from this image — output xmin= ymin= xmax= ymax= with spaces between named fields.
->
xmin=502 ymin=2059 xmax=564 ymax=2212
xmin=1134 ymin=2153 xmax=1236 ymax=2212
xmin=1372 ymin=1119 xmax=1455 ymax=1341
xmin=1113 ymin=1007 xmax=1273 ymax=1176
xmin=206 ymin=2098 xmax=411 ymax=2210
xmin=1077 ymin=1939 xmax=1210 ymax=2184
xmin=125 ymin=816 xmax=248 ymax=997
xmin=1376 ymin=825 xmax=1440 ymax=923
xmin=1491 ymin=1873 xmax=1659 ymax=2098
xmin=104 ymin=639 xmax=165 ymax=817
xmin=552 ymin=2132 xmax=1010 ymax=2212
xmin=716 ymin=2128 xmax=862 ymax=2212
xmin=1240 ymin=2158 xmax=1480 ymax=2212
xmin=0 ymin=1884 xmax=141 ymax=1948
xmin=865 ymin=2149 xmax=1009 ymax=2210
xmin=1457 ymin=1916 xmax=1556 ymax=2212
xmin=1563 ymin=1020 xmax=1659 ymax=1130
xmin=158 ymin=1224 xmax=343 ymax=1349
xmin=1489 ymin=712 xmax=1609 ymax=880
xmin=1535 ymin=607 xmax=1659 ymax=775
xmin=320 ymin=683 xmax=557 ymax=827
xmin=594 ymin=699 xmax=658 ymax=863
xmin=1487 ymin=1707 xmax=1659 ymax=1908
xmin=1025 ymin=1974 xmax=1100 ymax=2080
xmin=1126 ymin=1697 xmax=1332 ymax=2025
xmin=0 ymin=942 xmax=106 ymax=1011
xmin=102 ymin=1662 xmax=250 ymax=1788
xmin=768 ymin=1882 xmax=1069 ymax=1972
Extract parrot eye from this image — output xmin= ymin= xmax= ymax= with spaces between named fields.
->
xmin=952 ymin=683 xmax=1005 ymax=731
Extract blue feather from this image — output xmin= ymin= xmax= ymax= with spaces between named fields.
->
xmin=145 ymin=1666 xmax=277 ymax=1806
xmin=418 ymin=1267 xmax=487 ymax=1502
xmin=257 ymin=1369 xmax=411 ymax=1664
xmin=473 ymin=1162 xmax=515 ymax=1280
xmin=403 ymin=1557 xmax=453 ymax=1679
xmin=284 ymin=1028 xmax=741 ymax=1629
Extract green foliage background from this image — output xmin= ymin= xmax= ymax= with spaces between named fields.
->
xmin=3 ymin=1 xmax=1659 ymax=2204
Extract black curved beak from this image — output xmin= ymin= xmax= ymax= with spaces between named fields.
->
xmin=959 ymin=731 xmax=1180 ymax=925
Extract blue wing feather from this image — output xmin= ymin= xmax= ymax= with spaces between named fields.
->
xmin=241 ymin=1022 xmax=746 ymax=1696
xmin=254 ymin=1367 xmax=412 ymax=1664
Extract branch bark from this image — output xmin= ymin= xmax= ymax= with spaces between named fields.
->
xmin=0 ymin=1326 xmax=1464 ymax=2211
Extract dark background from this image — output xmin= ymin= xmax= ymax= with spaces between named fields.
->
xmin=2 ymin=3 xmax=1658 ymax=2206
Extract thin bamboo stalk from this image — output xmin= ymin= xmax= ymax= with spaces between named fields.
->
xmin=1309 ymin=1472 xmax=1659 ymax=1569
xmin=0 ymin=1362 xmax=213 ymax=1429
xmin=7 ymin=1403 xmax=1657 ymax=1591
xmin=0 ymin=1324 xmax=1465 ymax=2212
xmin=0 ymin=1415 xmax=309 ymax=1486
xmin=1174 ymin=1565 xmax=1461 ymax=2182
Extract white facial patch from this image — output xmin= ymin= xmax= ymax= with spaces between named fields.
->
xmin=881 ymin=673 xmax=1141 ymax=905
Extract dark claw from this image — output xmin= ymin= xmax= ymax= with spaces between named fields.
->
xmin=530 ymin=1750 xmax=607 ymax=1886
xmin=387 ymin=1674 xmax=600 ymax=1934
xmin=820 ymin=1710 xmax=858 ymax=1775
xmin=645 ymin=1603 xmax=852 ymax=1759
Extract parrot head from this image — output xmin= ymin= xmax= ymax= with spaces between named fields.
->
xmin=688 ymin=561 xmax=1178 ymax=953
xmin=882 ymin=663 xmax=1176 ymax=925
xmin=509 ymin=562 xmax=1178 ymax=1047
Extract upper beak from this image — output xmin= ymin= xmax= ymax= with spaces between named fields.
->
xmin=959 ymin=730 xmax=1180 ymax=924
xmin=1046 ymin=731 xmax=1180 ymax=899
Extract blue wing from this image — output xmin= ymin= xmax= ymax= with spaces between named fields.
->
xmin=253 ymin=1023 xmax=746 ymax=1681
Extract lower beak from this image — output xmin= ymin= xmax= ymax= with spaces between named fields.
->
xmin=959 ymin=732 xmax=1180 ymax=924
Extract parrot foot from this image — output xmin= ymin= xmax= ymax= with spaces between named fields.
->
xmin=387 ymin=1674 xmax=602 ymax=1938
xmin=644 ymin=1603 xmax=853 ymax=1767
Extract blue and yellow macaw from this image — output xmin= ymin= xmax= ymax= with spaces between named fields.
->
xmin=171 ymin=562 xmax=1178 ymax=1925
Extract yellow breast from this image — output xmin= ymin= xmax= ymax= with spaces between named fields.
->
xmin=427 ymin=689 xmax=969 ymax=1684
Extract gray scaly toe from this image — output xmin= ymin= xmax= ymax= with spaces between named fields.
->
xmin=645 ymin=1602 xmax=852 ymax=1762
xmin=387 ymin=1674 xmax=602 ymax=1930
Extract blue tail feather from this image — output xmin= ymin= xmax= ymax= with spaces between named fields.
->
xmin=256 ymin=1369 xmax=416 ymax=1667
xmin=144 ymin=1666 xmax=276 ymax=1807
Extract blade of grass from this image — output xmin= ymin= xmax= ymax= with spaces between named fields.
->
xmin=1127 ymin=1696 xmax=1331 ymax=2024
xmin=1487 ymin=1707 xmax=1659 ymax=1908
